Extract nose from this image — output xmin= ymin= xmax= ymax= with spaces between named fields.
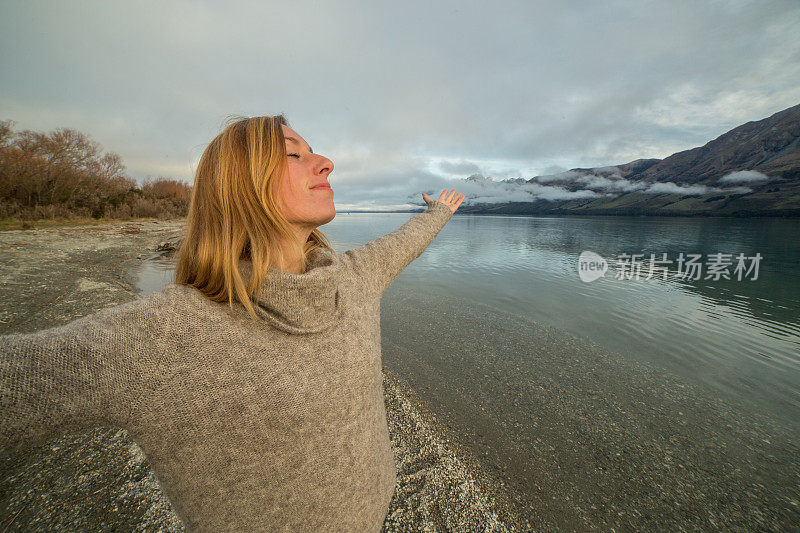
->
xmin=316 ymin=154 xmax=334 ymax=177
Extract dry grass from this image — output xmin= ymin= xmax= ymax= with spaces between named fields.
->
xmin=0 ymin=217 xmax=186 ymax=232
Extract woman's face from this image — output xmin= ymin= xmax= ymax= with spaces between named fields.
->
xmin=276 ymin=124 xmax=336 ymax=229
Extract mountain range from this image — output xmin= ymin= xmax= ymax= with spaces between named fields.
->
xmin=456 ymin=103 xmax=800 ymax=217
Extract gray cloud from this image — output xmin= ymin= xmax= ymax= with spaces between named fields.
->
xmin=644 ymin=181 xmax=751 ymax=195
xmin=718 ymin=170 xmax=771 ymax=183
xmin=436 ymin=160 xmax=483 ymax=176
xmin=480 ymin=171 xmax=756 ymax=203
xmin=576 ymin=175 xmax=648 ymax=192
xmin=432 ymin=176 xmax=604 ymax=204
xmin=1 ymin=0 xmax=797 ymax=208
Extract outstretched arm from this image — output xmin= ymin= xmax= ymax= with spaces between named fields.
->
xmin=342 ymin=189 xmax=465 ymax=296
xmin=0 ymin=292 xmax=172 ymax=453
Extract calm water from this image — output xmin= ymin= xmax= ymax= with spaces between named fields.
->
xmin=130 ymin=212 xmax=800 ymax=528
xmin=349 ymin=213 xmax=800 ymax=414
xmin=133 ymin=213 xmax=800 ymax=415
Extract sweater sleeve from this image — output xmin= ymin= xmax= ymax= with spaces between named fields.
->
xmin=0 ymin=292 xmax=171 ymax=454
xmin=341 ymin=199 xmax=454 ymax=295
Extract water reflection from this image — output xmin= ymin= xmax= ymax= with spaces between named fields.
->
xmin=129 ymin=252 xmax=175 ymax=296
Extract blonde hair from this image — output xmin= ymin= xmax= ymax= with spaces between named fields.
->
xmin=175 ymin=114 xmax=333 ymax=321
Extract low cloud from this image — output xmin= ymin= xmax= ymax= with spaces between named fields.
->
xmin=533 ymin=170 xmax=584 ymax=183
xmin=718 ymin=170 xmax=770 ymax=183
xmin=645 ymin=182 xmax=714 ymax=195
xmin=459 ymin=171 xmax=755 ymax=205
xmin=644 ymin=181 xmax=752 ymax=195
xmin=518 ymin=182 xmax=603 ymax=201
xmin=575 ymin=174 xmax=648 ymax=192
xmin=438 ymin=175 xmax=602 ymax=205
xmin=534 ymin=166 xmax=758 ymax=192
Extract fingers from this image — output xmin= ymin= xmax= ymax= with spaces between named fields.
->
xmin=443 ymin=190 xmax=464 ymax=202
xmin=438 ymin=189 xmax=460 ymax=203
xmin=431 ymin=189 xmax=466 ymax=213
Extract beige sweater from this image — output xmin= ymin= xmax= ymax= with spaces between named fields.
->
xmin=0 ymin=200 xmax=454 ymax=532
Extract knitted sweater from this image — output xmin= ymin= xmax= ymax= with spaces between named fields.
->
xmin=0 ymin=200 xmax=454 ymax=532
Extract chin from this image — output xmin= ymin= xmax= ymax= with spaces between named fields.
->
xmin=316 ymin=205 xmax=336 ymax=226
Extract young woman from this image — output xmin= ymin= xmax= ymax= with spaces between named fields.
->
xmin=0 ymin=114 xmax=464 ymax=532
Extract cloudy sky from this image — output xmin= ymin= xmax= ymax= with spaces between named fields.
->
xmin=1 ymin=0 xmax=798 ymax=210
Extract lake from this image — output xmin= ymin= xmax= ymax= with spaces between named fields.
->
xmin=129 ymin=212 xmax=800 ymax=530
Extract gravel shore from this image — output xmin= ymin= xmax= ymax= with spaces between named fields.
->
xmin=0 ymin=219 xmax=525 ymax=531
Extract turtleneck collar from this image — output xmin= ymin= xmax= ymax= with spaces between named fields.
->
xmin=236 ymin=247 xmax=344 ymax=334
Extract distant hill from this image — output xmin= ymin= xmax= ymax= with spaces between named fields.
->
xmin=458 ymin=103 xmax=800 ymax=217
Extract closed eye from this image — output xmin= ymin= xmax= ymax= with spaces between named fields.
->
xmin=288 ymin=153 xmax=300 ymax=158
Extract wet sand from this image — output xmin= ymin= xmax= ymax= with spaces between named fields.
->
xmin=0 ymin=220 xmax=525 ymax=531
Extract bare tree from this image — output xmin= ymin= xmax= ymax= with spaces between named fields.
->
xmin=1 ymin=121 xmax=190 ymax=220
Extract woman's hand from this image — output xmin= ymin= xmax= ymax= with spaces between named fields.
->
xmin=422 ymin=189 xmax=465 ymax=214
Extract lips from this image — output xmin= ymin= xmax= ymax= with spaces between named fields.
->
xmin=311 ymin=183 xmax=332 ymax=191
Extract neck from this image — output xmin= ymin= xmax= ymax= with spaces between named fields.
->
xmin=274 ymin=224 xmax=314 ymax=274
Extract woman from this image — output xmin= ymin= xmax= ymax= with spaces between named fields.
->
xmin=0 ymin=114 xmax=464 ymax=532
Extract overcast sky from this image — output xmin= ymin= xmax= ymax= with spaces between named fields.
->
xmin=1 ymin=0 xmax=798 ymax=210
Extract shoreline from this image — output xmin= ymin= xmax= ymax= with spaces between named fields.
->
xmin=0 ymin=220 xmax=524 ymax=531
xmin=382 ymin=368 xmax=530 ymax=531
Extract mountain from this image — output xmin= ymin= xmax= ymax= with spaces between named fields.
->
xmin=459 ymin=103 xmax=800 ymax=217
xmin=637 ymin=103 xmax=799 ymax=184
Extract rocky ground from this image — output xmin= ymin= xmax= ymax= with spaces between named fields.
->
xmin=0 ymin=219 xmax=526 ymax=532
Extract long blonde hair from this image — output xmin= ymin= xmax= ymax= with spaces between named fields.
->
xmin=175 ymin=114 xmax=334 ymax=321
